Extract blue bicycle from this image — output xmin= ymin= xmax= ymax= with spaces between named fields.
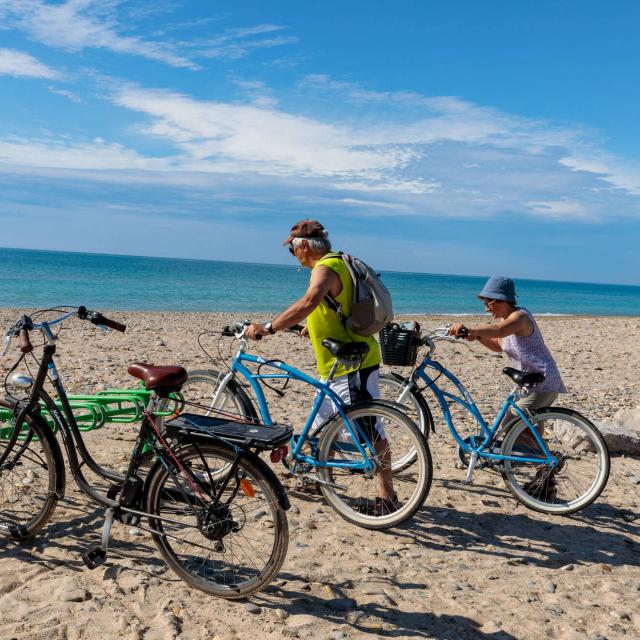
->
xmin=177 ymin=321 xmax=433 ymax=530
xmin=377 ymin=326 xmax=610 ymax=515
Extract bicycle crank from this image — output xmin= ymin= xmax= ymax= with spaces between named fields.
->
xmin=298 ymin=472 xmax=347 ymax=491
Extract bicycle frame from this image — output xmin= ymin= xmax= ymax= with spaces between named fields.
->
xmin=412 ymin=354 xmax=558 ymax=467
xmin=214 ymin=348 xmax=377 ymax=472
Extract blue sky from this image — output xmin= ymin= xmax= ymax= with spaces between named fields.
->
xmin=0 ymin=1 xmax=638 ymax=284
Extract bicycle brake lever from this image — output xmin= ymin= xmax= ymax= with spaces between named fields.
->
xmin=1 ymin=334 xmax=12 ymax=357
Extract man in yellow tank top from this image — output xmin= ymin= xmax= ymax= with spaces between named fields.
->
xmin=245 ymin=220 xmax=397 ymax=509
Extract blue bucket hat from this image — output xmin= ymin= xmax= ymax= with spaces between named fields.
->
xmin=478 ymin=276 xmax=516 ymax=303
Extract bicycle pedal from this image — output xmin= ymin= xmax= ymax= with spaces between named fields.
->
xmin=82 ymin=547 xmax=107 ymax=570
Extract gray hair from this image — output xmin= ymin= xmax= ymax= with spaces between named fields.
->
xmin=292 ymin=235 xmax=332 ymax=254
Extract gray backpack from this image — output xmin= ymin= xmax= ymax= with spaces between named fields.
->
xmin=324 ymin=253 xmax=394 ymax=337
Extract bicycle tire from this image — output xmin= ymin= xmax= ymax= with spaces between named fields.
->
xmin=179 ymin=370 xmax=260 ymax=423
xmin=145 ymin=441 xmax=288 ymax=598
xmin=500 ymin=407 xmax=610 ymax=515
xmin=0 ymin=399 xmax=62 ymax=541
xmin=378 ymin=372 xmax=433 ymax=471
xmin=317 ymin=401 xmax=432 ymax=529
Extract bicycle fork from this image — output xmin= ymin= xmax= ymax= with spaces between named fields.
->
xmin=464 ymin=451 xmax=479 ymax=484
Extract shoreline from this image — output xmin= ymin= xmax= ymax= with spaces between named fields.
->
xmin=2 ymin=307 xmax=639 ymax=319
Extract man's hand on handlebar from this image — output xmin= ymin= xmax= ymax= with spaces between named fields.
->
xmin=245 ymin=323 xmax=268 ymax=341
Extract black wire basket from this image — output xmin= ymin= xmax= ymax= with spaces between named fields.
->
xmin=379 ymin=322 xmax=421 ymax=366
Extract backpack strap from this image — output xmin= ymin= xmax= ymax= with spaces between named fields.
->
xmin=316 ymin=252 xmax=347 ymax=321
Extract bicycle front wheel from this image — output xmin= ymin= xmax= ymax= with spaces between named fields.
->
xmin=145 ymin=441 xmax=288 ymax=598
xmin=500 ymin=407 xmax=610 ymax=515
xmin=317 ymin=401 xmax=432 ymax=529
xmin=177 ymin=370 xmax=259 ymax=422
xmin=379 ymin=373 xmax=433 ymax=471
xmin=0 ymin=401 xmax=61 ymax=541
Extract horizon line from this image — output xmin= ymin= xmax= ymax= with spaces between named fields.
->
xmin=1 ymin=245 xmax=638 ymax=290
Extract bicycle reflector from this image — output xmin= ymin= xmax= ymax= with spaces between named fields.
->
xmin=240 ymin=478 xmax=256 ymax=497
xmin=270 ymin=445 xmax=288 ymax=464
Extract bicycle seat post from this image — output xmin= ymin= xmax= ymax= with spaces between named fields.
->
xmin=325 ymin=360 xmax=340 ymax=383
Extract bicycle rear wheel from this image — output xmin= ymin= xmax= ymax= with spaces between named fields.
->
xmin=0 ymin=400 xmax=61 ymax=540
xmin=500 ymin=407 xmax=610 ymax=515
xmin=145 ymin=441 xmax=288 ymax=598
xmin=317 ymin=401 xmax=432 ymax=529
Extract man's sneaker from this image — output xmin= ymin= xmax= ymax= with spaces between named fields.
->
xmin=524 ymin=467 xmax=558 ymax=502
xmin=372 ymin=494 xmax=401 ymax=516
xmin=355 ymin=494 xmax=400 ymax=516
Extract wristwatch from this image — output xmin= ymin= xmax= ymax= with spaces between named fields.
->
xmin=265 ymin=322 xmax=275 ymax=334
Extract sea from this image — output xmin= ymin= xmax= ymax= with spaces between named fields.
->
xmin=1 ymin=247 xmax=639 ymax=316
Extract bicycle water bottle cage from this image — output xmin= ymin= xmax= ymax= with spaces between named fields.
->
xmin=321 ymin=339 xmax=370 ymax=360
xmin=502 ymin=367 xmax=545 ymax=386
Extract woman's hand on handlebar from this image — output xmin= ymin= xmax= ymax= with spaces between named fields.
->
xmin=448 ymin=323 xmax=473 ymax=340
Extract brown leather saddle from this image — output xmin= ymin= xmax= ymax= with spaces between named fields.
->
xmin=127 ymin=362 xmax=188 ymax=396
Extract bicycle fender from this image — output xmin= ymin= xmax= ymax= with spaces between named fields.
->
xmin=245 ymin=451 xmax=291 ymax=511
xmin=387 ymin=372 xmax=436 ymax=434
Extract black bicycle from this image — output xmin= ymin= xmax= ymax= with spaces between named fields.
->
xmin=0 ymin=306 xmax=291 ymax=598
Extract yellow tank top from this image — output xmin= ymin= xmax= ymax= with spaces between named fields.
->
xmin=306 ymin=252 xmax=381 ymax=378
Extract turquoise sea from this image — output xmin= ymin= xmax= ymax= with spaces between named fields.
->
xmin=1 ymin=248 xmax=639 ymax=316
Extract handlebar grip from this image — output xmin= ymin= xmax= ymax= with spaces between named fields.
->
xmin=19 ymin=329 xmax=33 ymax=353
xmin=91 ymin=314 xmax=126 ymax=333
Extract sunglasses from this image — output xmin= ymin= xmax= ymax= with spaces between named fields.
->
xmin=288 ymin=240 xmax=306 ymax=255
xmin=482 ymin=299 xmax=498 ymax=309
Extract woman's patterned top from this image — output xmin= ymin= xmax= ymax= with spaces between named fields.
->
xmin=500 ymin=308 xmax=566 ymax=393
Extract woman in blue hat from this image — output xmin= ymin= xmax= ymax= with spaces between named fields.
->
xmin=448 ymin=276 xmax=566 ymax=417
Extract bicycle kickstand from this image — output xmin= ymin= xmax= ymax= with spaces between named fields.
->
xmin=464 ymin=452 xmax=479 ymax=485
xmin=82 ymin=507 xmax=115 ymax=569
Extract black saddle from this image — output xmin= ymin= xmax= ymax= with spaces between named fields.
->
xmin=502 ymin=367 xmax=545 ymax=386
xmin=322 ymin=339 xmax=370 ymax=360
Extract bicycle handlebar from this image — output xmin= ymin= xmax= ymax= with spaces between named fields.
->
xmin=19 ymin=329 xmax=33 ymax=354
xmin=421 ymin=325 xmax=471 ymax=351
xmin=222 ymin=320 xmax=304 ymax=341
xmin=77 ymin=306 xmax=126 ymax=333
xmin=3 ymin=306 xmax=127 ymax=356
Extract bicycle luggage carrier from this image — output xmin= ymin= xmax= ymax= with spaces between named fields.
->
xmin=165 ymin=413 xmax=292 ymax=450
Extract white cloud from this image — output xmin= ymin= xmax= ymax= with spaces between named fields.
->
xmin=0 ymin=75 xmax=638 ymax=223
xmin=1 ymin=2 xmax=297 ymax=69
xmin=0 ymin=136 xmax=169 ymax=171
xmin=47 ymin=85 xmax=84 ymax=103
xmin=560 ymin=155 xmax=640 ymax=197
xmin=112 ymin=86 xmax=415 ymax=182
xmin=1 ymin=0 xmax=198 ymax=68
xmin=526 ymin=199 xmax=591 ymax=220
xmin=0 ymin=47 xmax=60 ymax=79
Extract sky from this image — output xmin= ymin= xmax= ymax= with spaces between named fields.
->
xmin=0 ymin=0 xmax=639 ymax=285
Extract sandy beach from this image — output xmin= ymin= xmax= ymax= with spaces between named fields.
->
xmin=1 ymin=309 xmax=639 ymax=640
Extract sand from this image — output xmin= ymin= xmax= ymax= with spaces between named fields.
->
xmin=1 ymin=309 xmax=639 ymax=640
